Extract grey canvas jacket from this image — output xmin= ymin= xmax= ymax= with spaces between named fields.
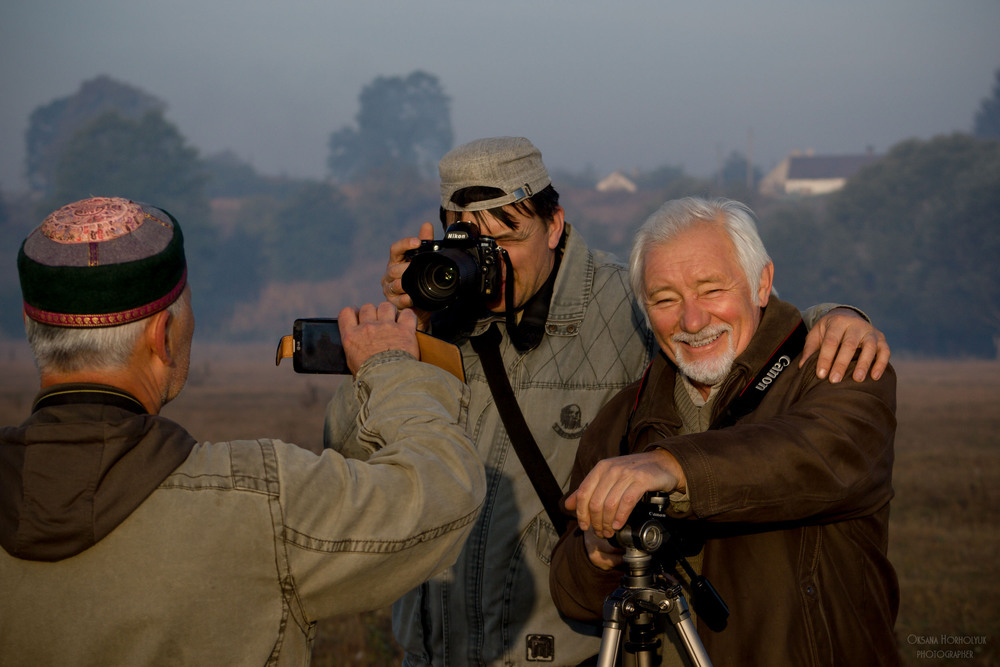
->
xmin=0 ymin=352 xmax=485 ymax=666
xmin=325 ymin=225 xmax=657 ymax=666
xmin=550 ymin=297 xmax=899 ymax=666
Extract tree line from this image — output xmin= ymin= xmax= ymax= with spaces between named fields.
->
xmin=1 ymin=70 xmax=999 ymax=356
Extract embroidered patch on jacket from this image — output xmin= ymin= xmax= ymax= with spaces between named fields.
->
xmin=552 ymin=403 xmax=588 ymax=439
xmin=526 ymin=634 xmax=555 ymax=661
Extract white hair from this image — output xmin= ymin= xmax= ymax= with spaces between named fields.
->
xmin=628 ymin=197 xmax=772 ymax=321
xmin=25 ymin=297 xmax=186 ymax=375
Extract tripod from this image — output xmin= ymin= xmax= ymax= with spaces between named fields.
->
xmin=595 ymin=547 xmax=712 ymax=667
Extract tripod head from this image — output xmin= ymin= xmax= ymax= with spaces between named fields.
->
xmin=612 ymin=493 xmax=729 ymax=633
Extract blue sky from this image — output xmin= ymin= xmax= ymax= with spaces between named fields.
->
xmin=2 ymin=0 xmax=998 ymax=191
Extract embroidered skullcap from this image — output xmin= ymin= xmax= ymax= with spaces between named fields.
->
xmin=17 ymin=197 xmax=187 ymax=327
xmin=439 ymin=137 xmax=552 ymax=212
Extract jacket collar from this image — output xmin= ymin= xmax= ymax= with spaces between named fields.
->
xmin=32 ymin=383 xmax=147 ymax=415
xmin=465 ymin=223 xmax=592 ymax=340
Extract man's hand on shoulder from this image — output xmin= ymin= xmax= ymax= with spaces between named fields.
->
xmin=802 ymin=307 xmax=890 ymax=383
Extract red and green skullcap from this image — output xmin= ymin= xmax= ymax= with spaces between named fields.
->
xmin=17 ymin=197 xmax=187 ymax=327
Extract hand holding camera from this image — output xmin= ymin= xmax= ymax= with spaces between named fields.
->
xmin=401 ymin=221 xmax=507 ymax=312
xmin=382 ymin=222 xmax=436 ymax=324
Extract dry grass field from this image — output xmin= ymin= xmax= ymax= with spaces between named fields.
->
xmin=2 ymin=339 xmax=997 ymax=666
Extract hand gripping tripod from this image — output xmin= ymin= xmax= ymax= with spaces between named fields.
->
xmin=594 ymin=495 xmax=728 ymax=667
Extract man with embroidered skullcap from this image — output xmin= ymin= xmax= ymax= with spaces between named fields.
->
xmin=1 ymin=197 xmax=485 ymax=664
xmin=324 ymin=137 xmax=894 ymax=666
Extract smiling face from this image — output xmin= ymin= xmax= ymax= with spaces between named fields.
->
xmin=642 ymin=219 xmax=773 ymax=397
xmin=444 ymin=205 xmax=564 ymax=313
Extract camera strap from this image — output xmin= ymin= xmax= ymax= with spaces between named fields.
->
xmin=471 ymin=323 xmax=568 ymax=535
xmin=709 ymin=318 xmax=807 ymax=430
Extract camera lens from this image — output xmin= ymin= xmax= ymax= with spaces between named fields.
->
xmin=428 ymin=264 xmax=458 ymax=291
xmin=402 ymin=249 xmax=480 ymax=311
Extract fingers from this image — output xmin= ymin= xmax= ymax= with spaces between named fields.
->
xmin=337 ymin=304 xmax=361 ymax=328
xmin=823 ymin=327 xmax=862 ymax=384
xmin=573 ymin=450 xmax=682 ymax=539
xmin=868 ymin=334 xmax=891 ymax=381
xmin=396 ymin=307 xmax=418 ymax=330
xmin=383 ymin=223 xmax=437 ymax=310
xmin=799 ymin=327 xmax=822 ymax=372
xmin=583 ymin=529 xmax=623 ymax=571
xmin=338 ymin=302 xmax=419 ymax=374
xmin=382 ymin=242 xmax=417 ymax=307
xmin=418 ymin=221 xmax=436 ymax=241
xmin=803 ymin=309 xmax=891 ymax=383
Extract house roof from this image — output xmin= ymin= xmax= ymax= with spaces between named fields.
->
xmin=787 ymin=154 xmax=879 ymax=180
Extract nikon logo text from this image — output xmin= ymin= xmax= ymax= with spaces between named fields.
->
xmin=755 ymin=356 xmax=792 ymax=391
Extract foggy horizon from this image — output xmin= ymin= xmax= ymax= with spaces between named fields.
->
xmin=2 ymin=0 xmax=999 ymax=194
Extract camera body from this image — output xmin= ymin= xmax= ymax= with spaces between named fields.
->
xmin=402 ymin=222 xmax=505 ymax=311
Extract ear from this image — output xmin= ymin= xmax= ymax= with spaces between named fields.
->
xmin=145 ymin=308 xmax=174 ymax=366
xmin=757 ymin=262 xmax=775 ymax=307
xmin=546 ymin=206 xmax=566 ymax=250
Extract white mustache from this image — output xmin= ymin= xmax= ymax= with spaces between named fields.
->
xmin=672 ymin=324 xmax=731 ymax=347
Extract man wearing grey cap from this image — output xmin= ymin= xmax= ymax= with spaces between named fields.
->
xmin=0 ymin=197 xmax=486 ymax=664
xmin=324 ymin=137 xmax=890 ymax=665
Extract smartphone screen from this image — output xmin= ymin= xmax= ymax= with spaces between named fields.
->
xmin=293 ymin=318 xmax=349 ymax=374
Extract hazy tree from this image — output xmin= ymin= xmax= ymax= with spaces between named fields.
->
xmin=349 ymin=163 xmax=439 ymax=260
xmin=633 ymin=164 xmax=687 ymax=190
xmin=46 ymin=109 xmax=262 ymax=337
xmin=973 ymin=68 xmax=1000 ymax=139
xmin=25 ymin=75 xmax=165 ymax=194
xmin=48 ymin=110 xmax=208 ymax=223
xmin=550 ymin=165 xmax=601 ymax=190
xmin=826 ymin=134 xmax=1000 ymax=356
xmin=263 ymin=181 xmax=358 ymax=282
xmin=327 ymin=71 xmax=453 ymax=183
xmin=203 ymin=151 xmax=265 ymax=198
xmin=717 ymin=151 xmax=763 ymax=196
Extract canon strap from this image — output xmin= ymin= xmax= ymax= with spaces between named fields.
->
xmin=709 ymin=318 xmax=807 ymax=430
xmin=470 ymin=323 xmax=568 ymax=534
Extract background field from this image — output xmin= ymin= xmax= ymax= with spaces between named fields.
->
xmin=2 ymin=339 xmax=997 ymax=666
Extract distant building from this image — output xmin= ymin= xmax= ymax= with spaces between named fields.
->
xmin=596 ymin=170 xmax=638 ymax=193
xmin=759 ymin=150 xmax=880 ymax=196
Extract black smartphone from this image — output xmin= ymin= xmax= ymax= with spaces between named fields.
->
xmin=292 ymin=318 xmax=349 ymax=374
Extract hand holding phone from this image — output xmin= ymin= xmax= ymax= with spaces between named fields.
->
xmin=276 ymin=305 xmax=465 ymax=382
xmin=340 ymin=303 xmax=420 ymax=374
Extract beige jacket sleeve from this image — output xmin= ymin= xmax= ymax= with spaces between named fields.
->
xmin=281 ymin=351 xmax=485 ymax=620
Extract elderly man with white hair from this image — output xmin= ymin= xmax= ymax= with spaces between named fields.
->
xmin=550 ymin=197 xmax=899 ymax=666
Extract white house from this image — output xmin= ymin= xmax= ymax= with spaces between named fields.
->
xmin=760 ymin=150 xmax=880 ymax=196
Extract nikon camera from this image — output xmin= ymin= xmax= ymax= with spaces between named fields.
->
xmin=402 ymin=222 xmax=505 ymax=311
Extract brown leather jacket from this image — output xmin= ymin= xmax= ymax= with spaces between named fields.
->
xmin=549 ymin=297 xmax=899 ymax=666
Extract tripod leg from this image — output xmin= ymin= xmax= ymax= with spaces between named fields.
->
xmin=595 ymin=623 xmax=622 ymax=667
xmin=672 ymin=612 xmax=712 ymax=667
